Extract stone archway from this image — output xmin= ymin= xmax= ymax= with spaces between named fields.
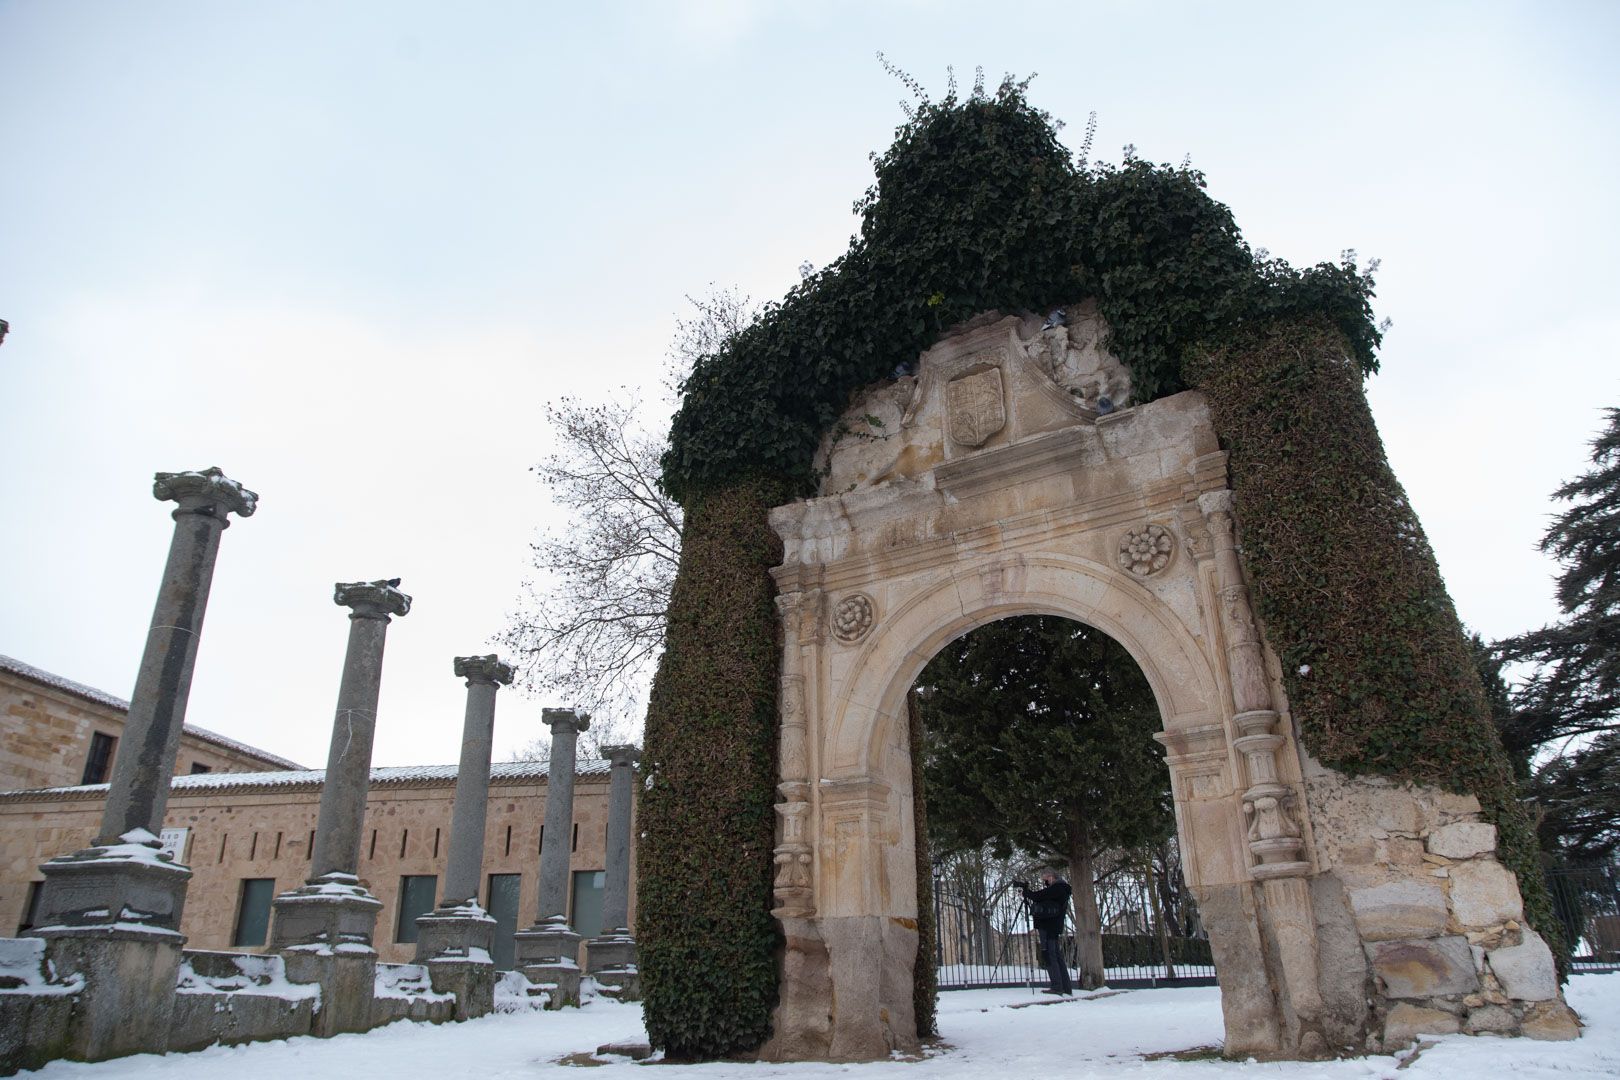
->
xmin=756 ymin=308 xmax=1575 ymax=1061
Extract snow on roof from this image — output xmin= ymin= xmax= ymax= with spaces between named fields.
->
xmin=3 ymin=757 xmax=613 ymax=799
xmin=0 ymin=653 xmax=305 ymax=770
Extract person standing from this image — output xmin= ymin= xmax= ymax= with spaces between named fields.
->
xmin=1017 ymin=869 xmax=1074 ymax=995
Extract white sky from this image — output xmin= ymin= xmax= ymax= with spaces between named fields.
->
xmin=1 ymin=1 xmax=1616 ymax=770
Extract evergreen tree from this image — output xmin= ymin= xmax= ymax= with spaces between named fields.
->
xmin=1499 ymin=408 xmax=1620 ymax=746
xmin=1495 ymin=407 xmax=1620 ymax=866
xmin=915 ymin=615 xmax=1172 ymax=989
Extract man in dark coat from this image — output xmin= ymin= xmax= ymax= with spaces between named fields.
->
xmin=1017 ymin=869 xmax=1074 ymax=995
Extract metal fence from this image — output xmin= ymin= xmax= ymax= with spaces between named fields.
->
xmin=932 ymin=863 xmax=1217 ymax=990
xmin=1546 ymin=863 xmax=1620 ymax=973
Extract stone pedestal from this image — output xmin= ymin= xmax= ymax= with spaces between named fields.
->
xmin=414 ymin=903 xmax=497 ymax=1020
xmin=513 ymin=919 xmax=583 ymax=1009
xmin=269 ymin=874 xmax=383 ymax=1037
xmin=29 ymin=836 xmax=192 ymax=1061
xmin=585 ymin=933 xmax=640 ymax=1000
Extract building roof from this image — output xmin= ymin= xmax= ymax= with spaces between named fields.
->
xmin=0 ymin=653 xmax=306 ymax=770
xmin=0 ymin=757 xmax=613 ymax=801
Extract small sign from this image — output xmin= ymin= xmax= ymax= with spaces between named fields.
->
xmin=159 ymin=827 xmax=189 ymax=863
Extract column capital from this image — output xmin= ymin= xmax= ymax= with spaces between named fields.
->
xmin=334 ymin=578 xmax=412 ymax=621
xmin=542 ymin=706 xmax=589 ymax=735
xmin=153 ymin=466 xmax=257 ymax=523
xmin=601 ymin=744 xmax=641 ymax=768
xmin=1197 ymin=488 xmax=1235 ymax=519
xmin=454 ymin=654 xmax=513 ymax=687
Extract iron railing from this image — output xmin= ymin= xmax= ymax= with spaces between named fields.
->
xmin=932 ymin=864 xmax=1216 ymax=990
xmin=1546 ymin=863 xmax=1620 ymax=973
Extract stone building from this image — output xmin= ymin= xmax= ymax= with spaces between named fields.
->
xmin=0 ymin=656 xmax=632 ymax=968
xmin=1 ymin=654 xmax=304 ymax=791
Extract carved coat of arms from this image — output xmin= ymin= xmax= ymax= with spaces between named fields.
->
xmin=946 ymin=366 xmax=1005 ymax=448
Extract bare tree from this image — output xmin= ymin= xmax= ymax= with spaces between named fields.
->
xmin=501 ymin=287 xmax=757 ymax=756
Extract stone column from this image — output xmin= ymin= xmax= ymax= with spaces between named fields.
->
xmin=269 ymin=578 xmax=410 ymax=1037
xmin=413 ymin=654 xmax=510 ymax=1019
xmin=512 ymin=707 xmax=588 ymax=1008
xmin=28 ymin=467 xmax=255 ymax=1063
xmin=1199 ymin=490 xmax=1326 ymax=1054
xmin=586 ymin=744 xmax=640 ymax=999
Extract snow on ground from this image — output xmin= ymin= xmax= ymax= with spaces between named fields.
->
xmin=22 ymin=975 xmax=1620 ymax=1078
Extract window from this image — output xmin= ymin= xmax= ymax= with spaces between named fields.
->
xmin=395 ymin=875 xmax=438 ymax=944
xmin=81 ymin=732 xmax=116 ymax=785
xmin=189 ymin=762 xmax=212 ymax=774
xmin=232 ymin=879 xmax=276 ymax=947
xmin=17 ymin=881 xmax=44 ymax=935
xmin=571 ymin=870 xmax=605 ymax=940
xmin=486 ymin=873 xmax=522 ymax=970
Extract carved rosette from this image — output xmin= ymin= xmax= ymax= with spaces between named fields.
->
xmin=1197 ymin=491 xmax=1309 ymax=879
xmin=830 ymin=593 xmax=875 ymax=644
xmin=1119 ymin=523 xmax=1174 ymax=577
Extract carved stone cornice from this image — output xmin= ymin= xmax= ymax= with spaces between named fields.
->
xmin=334 ymin=579 xmax=412 ymax=621
xmin=453 ymin=654 xmax=513 ymax=687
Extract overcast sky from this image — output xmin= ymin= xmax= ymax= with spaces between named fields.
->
xmin=1 ymin=1 xmax=1616 ymax=770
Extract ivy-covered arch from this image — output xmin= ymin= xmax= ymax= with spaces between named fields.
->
xmin=637 ymin=77 xmax=1554 ymax=1061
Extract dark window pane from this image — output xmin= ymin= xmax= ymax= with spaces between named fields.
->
xmin=395 ymin=875 xmax=438 ymax=944
xmin=571 ymin=870 xmax=605 ymax=940
xmin=17 ymin=881 xmax=44 ymax=935
xmin=487 ymin=873 xmax=522 ymax=970
xmin=82 ymin=732 xmax=116 ymax=785
xmin=190 ymin=763 xmax=212 ymax=774
xmin=232 ymin=879 xmax=276 ymax=947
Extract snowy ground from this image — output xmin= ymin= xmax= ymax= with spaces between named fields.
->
xmin=23 ymin=975 xmax=1620 ymax=1078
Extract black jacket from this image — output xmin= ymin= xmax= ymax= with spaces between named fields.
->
xmin=1021 ymin=879 xmax=1072 ymax=932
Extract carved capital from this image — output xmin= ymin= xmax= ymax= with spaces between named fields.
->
xmin=1197 ymin=488 xmax=1236 ymax=519
xmin=542 ymin=706 xmax=589 ymax=735
xmin=601 ymin=743 xmax=641 ymax=768
xmin=453 ymin=654 xmax=513 ymax=687
xmin=153 ymin=466 xmax=257 ymax=522
xmin=334 ymin=578 xmax=412 ymax=620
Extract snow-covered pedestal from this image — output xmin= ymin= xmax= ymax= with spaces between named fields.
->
xmin=585 ymin=933 xmax=640 ymax=1001
xmin=513 ymin=918 xmax=583 ymax=1009
xmin=269 ymin=873 xmax=383 ymax=1037
xmin=414 ymin=901 xmax=497 ymax=1020
xmin=27 ymin=830 xmax=192 ymax=1062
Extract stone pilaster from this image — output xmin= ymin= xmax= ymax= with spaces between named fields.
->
xmin=1199 ymin=490 xmax=1326 ymax=1053
xmin=28 ymin=467 xmax=255 ymax=1063
xmin=269 ymin=578 xmax=409 ymax=1037
xmin=512 ymin=707 xmax=588 ymax=1008
xmin=413 ymin=654 xmax=511 ymax=1019
xmin=587 ymin=744 xmax=641 ymax=999
xmin=772 ymin=589 xmax=817 ymax=918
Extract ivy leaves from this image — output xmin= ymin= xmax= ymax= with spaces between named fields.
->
xmin=661 ymin=83 xmax=1380 ymax=505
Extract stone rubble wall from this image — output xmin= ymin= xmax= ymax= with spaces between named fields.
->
xmin=0 ymin=939 xmax=497 ymax=1074
xmin=1301 ymin=754 xmax=1582 ymax=1050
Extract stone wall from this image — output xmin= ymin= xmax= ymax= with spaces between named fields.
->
xmin=0 ymin=655 xmax=304 ymax=793
xmin=0 ymin=765 xmax=630 ymax=965
xmin=1300 ymin=754 xmax=1581 ymax=1049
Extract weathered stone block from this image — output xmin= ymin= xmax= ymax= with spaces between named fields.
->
xmin=1344 ymin=875 xmax=1449 ymax=941
xmin=1426 ymin=822 xmax=1496 ymax=860
xmin=1487 ymin=932 xmax=1558 ymax=1002
xmin=1366 ymin=935 xmax=1479 ymax=998
xmin=1465 ymin=1005 xmax=1517 ymax=1034
xmin=1520 ymin=999 xmax=1582 ymax=1041
xmin=1448 ymin=861 xmax=1525 ymax=929
xmin=1382 ymin=1002 xmax=1460 ymax=1049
